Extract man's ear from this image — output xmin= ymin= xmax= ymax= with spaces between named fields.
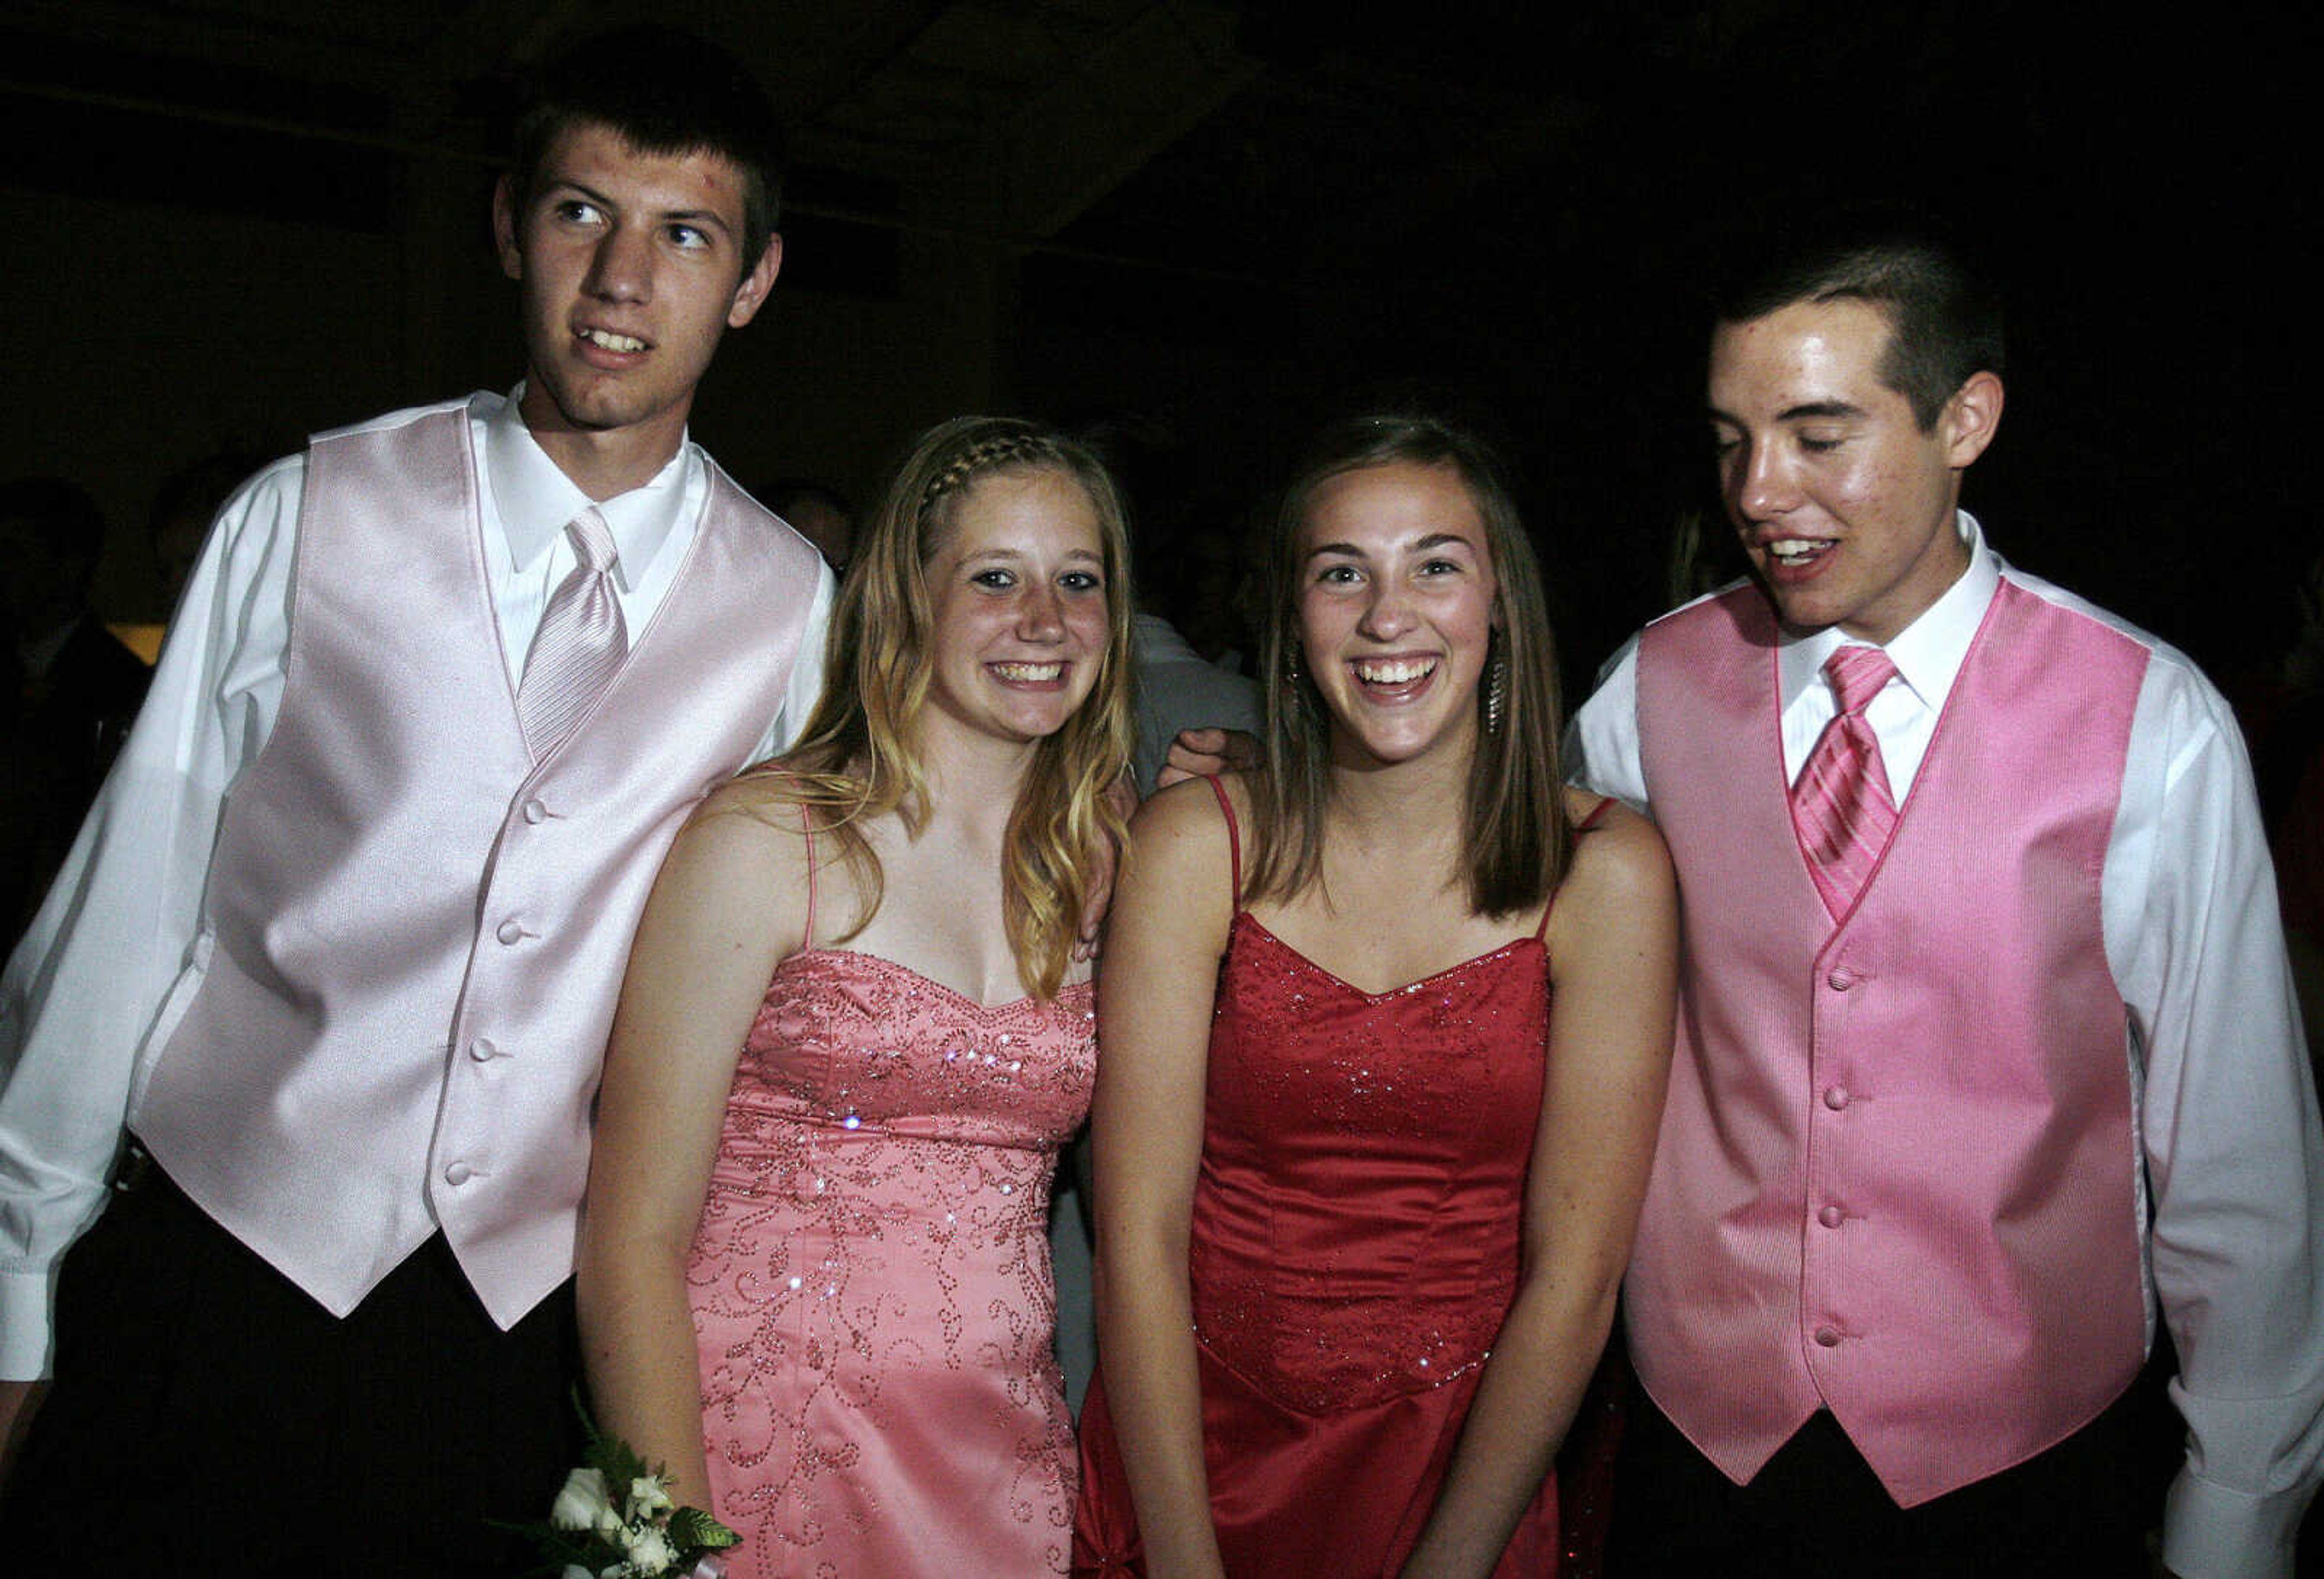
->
xmin=726 ymin=234 xmax=783 ymax=329
xmin=1942 ymin=370 xmax=2004 ymax=469
xmin=492 ymin=176 xmax=524 ymax=282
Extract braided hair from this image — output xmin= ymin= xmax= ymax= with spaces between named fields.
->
xmin=738 ymin=416 xmax=1137 ymax=999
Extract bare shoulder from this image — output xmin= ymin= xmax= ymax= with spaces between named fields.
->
xmin=1116 ymin=773 xmax=1242 ymax=945
xmin=1129 ymin=772 xmax=1240 ymax=862
xmin=657 ymin=775 xmax=818 ymax=905
xmin=686 ymin=774 xmax=807 ymax=846
xmin=1553 ymin=789 xmax=1675 ymax=937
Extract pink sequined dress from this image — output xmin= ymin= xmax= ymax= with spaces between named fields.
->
xmin=1074 ymin=780 xmax=1574 ymax=1577
xmin=687 ymin=841 xmax=1095 ymax=1578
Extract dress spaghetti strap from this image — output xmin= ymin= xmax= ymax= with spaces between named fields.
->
xmin=1204 ymin=774 xmax=1243 ymax=913
xmin=1533 ymin=795 xmax=1617 ymax=942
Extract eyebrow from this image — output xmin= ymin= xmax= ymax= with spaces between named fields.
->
xmin=543 ymin=177 xmax=615 ymax=209
xmin=542 ymin=178 xmax=734 ymax=237
xmin=1305 ymin=531 xmax=1479 ymax=559
xmin=965 ymin=547 xmax=1105 ymax=563
xmin=658 ymin=206 xmax=734 ymax=235
xmin=1709 ymin=399 xmax=1868 ymax=425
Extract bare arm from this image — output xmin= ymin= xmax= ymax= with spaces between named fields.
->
xmin=1399 ymin=799 xmax=1678 ymax=1578
xmin=575 ymin=786 xmax=804 ymax=1505
xmin=1090 ymin=780 xmax=1239 ymax=1578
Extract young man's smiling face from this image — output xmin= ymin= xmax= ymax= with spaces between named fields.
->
xmin=1709 ymin=297 xmax=2001 ymax=645
xmin=493 ymin=119 xmax=780 ymax=492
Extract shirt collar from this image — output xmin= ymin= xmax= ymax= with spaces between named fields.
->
xmin=1777 ymin=510 xmax=2001 ymax=711
xmin=484 ymin=383 xmax=697 ymax=591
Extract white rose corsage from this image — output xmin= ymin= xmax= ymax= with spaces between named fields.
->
xmin=510 ymin=1394 xmax=740 ymax=1578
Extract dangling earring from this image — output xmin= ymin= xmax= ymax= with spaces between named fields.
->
xmin=1484 ymin=641 xmax=1507 ymax=737
xmin=1284 ymin=645 xmax=1305 ymax=693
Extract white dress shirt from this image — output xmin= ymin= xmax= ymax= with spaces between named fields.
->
xmin=1129 ymin=612 xmax=1262 ymax=795
xmin=1567 ymin=513 xmax=2324 ymax=1579
xmin=0 ymin=389 xmax=832 ymax=1377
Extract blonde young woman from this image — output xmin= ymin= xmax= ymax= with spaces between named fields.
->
xmin=1074 ymin=415 xmax=1677 ymax=1577
xmin=580 ymin=417 xmax=1136 ymax=1577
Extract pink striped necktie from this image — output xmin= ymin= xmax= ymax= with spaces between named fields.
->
xmin=517 ymin=507 xmax=628 ymax=756
xmin=1792 ymin=644 xmax=1899 ymax=920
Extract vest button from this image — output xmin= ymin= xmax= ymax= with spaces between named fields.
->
xmin=1827 ymin=970 xmax=1854 ymax=991
xmin=443 ymin=1161 xmax=473 ymax=1187
xmin=496 ymin=919 xmax=525 ymax=945
xmin=468 ymin=1037 xmax=502 ymax=1062
xmin=1814 ymin=1325 xmax=1842 ymax=1348
xmin=1818 ymin=1204 xmax=1846 ymax=1229
xmin=522 ymin=799 xmax=549 ymax=825
xmin=1822 ymin=1085 xmax=1849 ymax=1111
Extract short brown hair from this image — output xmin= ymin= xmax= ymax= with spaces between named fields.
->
xmin=509 ymin=25 xmax=784 ymax=271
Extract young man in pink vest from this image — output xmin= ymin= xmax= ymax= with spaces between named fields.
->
xmin=0 ymin=27 xmax=832 ymax=1571
xmin=1570 ymin=226 xmax=2324 ymax=1577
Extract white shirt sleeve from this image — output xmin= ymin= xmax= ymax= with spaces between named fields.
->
xmin=1563 ymin=632 xmax=1652 ymax=812
xmin=2110 ymin=660 xmax=2324 ymax=1579
xmin=744 ymin=560 xmax=835 ymax=763
xmin=0 ymin=459 xmax=304 ymax=1378
xmin=0 ymin=431 xmax=832 ymax=1382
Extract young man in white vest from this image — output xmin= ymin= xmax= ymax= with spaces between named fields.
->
xmin=0 ymin=26 xmax=832 ymax=1571
xmin=1569 ymin=225 xmax=2323 ymax=1577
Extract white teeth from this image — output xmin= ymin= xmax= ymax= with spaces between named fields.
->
xmin=581 ymin=328 xmax=646 ymax=352
xmin=1354 ymin=658 xmax=1436 ymax=684
xmin=991 ymin=661 xmax=1062 ymax=681
xmin=1768 ymin=539 xmax=1827 ymax=563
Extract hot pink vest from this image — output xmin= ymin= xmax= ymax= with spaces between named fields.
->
xmin=132 ymin=401 xmax=822 ymax=1328
xmin=1629 ymin=579 xmax=2152 ymax=1505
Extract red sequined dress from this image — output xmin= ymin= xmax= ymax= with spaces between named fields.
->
xmin=1074 ymin=780 xmax=1564 ymax=1577
xmin=686 ymin=839 xmax=1094 ymax=1578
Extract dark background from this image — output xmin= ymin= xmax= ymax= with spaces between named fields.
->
xmin=3 ymin=1 xmax=2311 ymax=696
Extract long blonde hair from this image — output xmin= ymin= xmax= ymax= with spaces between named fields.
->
xmin=749 ymin=416 xmax=1137 ymax=999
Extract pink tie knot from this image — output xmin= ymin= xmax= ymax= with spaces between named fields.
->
xmin=567 ymin=507 xmax=619 ymax=574
xmin=516 ymin=506 xmax=629 ymax=757
xmin=1825 ymin=645 xmax=1896 ymax=717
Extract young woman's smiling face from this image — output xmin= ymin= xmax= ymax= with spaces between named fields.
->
xmin=1295 ymin=459 xmax=1500 ymax=771
xmin=921 ymin=467 xmax=1112 ymax=750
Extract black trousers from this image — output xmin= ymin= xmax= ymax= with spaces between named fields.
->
xmin=1604 ymin=1362 xmax=2175 ymax=1579
xmin=0 ymin=1161 xmax=583 ymax=1575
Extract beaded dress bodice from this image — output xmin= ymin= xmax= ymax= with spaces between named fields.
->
xmin=1189 ymin=914 xmax=1549 ymax=1413
xmin=688 ymin=944 xmax=1095 ymax=1577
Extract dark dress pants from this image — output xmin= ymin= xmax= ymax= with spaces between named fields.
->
xmin=0 ymin=1160 xmax=583 ymax=1575
xmin=1604 ymin=1356 xmax=2177 ymax=1579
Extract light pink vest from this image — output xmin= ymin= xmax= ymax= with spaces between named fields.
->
xmin=133 ymin=402 xmax=821 ymax=1328
xmin=1629 ymin=579 xmax=2152 ymax=1506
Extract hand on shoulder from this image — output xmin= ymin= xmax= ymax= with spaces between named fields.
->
xmin=1157 ymin=727 xmax=1259 ymax=789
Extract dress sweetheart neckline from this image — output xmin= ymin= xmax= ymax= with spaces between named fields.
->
xmin=1232 ymin=911 xmax=1544 ymax=1002
xmin=778 ymin=945 xmax=1095 ymax=1014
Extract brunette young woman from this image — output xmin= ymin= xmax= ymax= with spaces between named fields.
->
xmin=579 ymin=416 xmax=1136 ymax=1577
xmin=1074 ymin=413 xmax=1676 ymax=1578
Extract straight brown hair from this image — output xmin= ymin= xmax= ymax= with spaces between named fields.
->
xmin=1244 ymin=413 xmax=1574 ymax=918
